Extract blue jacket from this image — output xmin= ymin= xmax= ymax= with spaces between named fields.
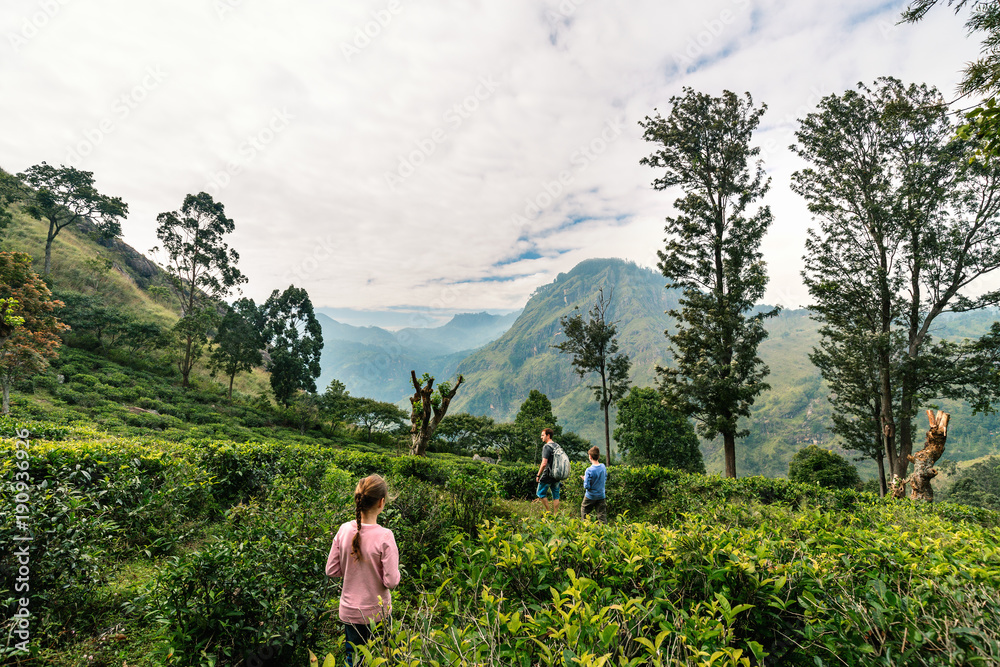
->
xmin=583 ymin=463 xmax=606 ymax=500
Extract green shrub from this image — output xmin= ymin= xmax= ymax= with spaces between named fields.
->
xmin=33 ymin=374 xmax=59 ymax=393
xmin=326 ymin=449 xmax=393 ymax=477
xmin=382 ymin=478 xmax=455 ymax=579
xmin=72 ymin=373 xmax=100 ymax=388
xmin=788 ymin=444 xmax=861 ymax=489
xmin=12 ymin=377 xmax=34 ymax=393
xmin=446 ymin=472 xmax=499 ymax=538
xmin=134 ymin=501 xmax=336 ymax=666
xmin=0 ymin=481 xmax=116 ymax=636
xmin=100 ymin=371 xmax=132 ymax=387
xmin=0 ymin=416 xmax=70 ymax=440
xmin=56 ymin=387 xmax=84 ymax=405
xmin=493 ymin=462 xmax=539 ymax=500
xmin=391 ymin=455 xmax=450 ymax=485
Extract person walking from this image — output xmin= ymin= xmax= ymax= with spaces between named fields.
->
xmin=535 ymin=427 xmax=562 ymax=514
xmin=326 ymin=474 xmax=400 ymax=667
xmin=581 ymin=445 xmax=607 ymax=523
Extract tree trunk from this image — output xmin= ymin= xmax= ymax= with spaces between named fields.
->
xmin=879 ymin=362 xmax=897 ymax=478
xmin=410 ymin=424 xmax=431 ymax=456
xmin=894 ymin=392 xmax=915 ymax=483
xmin=228 ymin=374 xmax=235 ymax=400
xmin=44 ymin=222 xmax=56 ymax=275
xmin=875 ymin=448 xmax=887 ymax=498
xmin=723 ymin=430 xmax=736 ymax=478
xmin=408 ymin=371 xmax=463 ymax=457
xmin=908 ymin=410 xmax=949 ymax=502
xmin=602 ymin=395 xmax=611 ymax=465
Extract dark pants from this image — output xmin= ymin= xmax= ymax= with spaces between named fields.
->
xmin=344 ymin=622 xmax=378 ymax=667
xmin=581 ymin=496 xmax=607 ymax=523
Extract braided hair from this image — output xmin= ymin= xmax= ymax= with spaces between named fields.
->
xmin=352 ymin=474 xmax=388 ymax=561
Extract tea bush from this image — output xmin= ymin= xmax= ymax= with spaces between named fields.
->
xmin=7 ymin=428 xmax=1000 ymax=667
xmin=133 ymin=503 xmax=337 ymax=667
xmin=339 ymin=503 xmax=1000 ymax=666
xmin=381 ymin=477 xmax=455 ymax=581
xmin=446 ymin=472 xmax=500 ymax=538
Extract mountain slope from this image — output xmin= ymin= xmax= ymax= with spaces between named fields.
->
xmin=316 ymin=310 xmax=520 ymax=403
xmin=2 ymin=205 xmax=180 ymax=325
xmin=451 ymin=258 xmax=676 ymax=421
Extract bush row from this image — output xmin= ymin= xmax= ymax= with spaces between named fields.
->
xmin=339 ymin=506 xmax=1000 ymax=666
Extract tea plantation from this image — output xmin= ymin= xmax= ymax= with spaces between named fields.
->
xmin=2 ymin=419 xmax=999 ymax=666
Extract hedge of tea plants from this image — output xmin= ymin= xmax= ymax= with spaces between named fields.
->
xmin=2 ymin=427 xmax=999 ymax=666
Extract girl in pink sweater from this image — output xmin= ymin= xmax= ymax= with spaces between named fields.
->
xmin=326 ymin=474 xmax=400 ymax=667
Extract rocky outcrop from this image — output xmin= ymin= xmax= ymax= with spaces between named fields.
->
xmin=80 ymin=218 xmax=163 ymax=287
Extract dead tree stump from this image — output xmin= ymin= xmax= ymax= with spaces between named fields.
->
xmin=906 ymin=410 xmax=950 ymax=502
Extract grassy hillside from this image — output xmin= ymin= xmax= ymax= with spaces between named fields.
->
xmin=1 ymin=205 xmax=181 ymax=325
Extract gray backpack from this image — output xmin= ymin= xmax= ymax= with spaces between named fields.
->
xmin=548 ymin=442 xmax=571 ymax=481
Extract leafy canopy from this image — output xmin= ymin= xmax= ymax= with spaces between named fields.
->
xmin=263 ymin=286 xmax=323 ymax=405
xmin=18 ymin=162 xmax=129 ymax=275
xmin=0 ymin=252 xmax=70 ymax=413
xmin=641 ymin=88 xmax=778 ymax=477
xmin=788 ymin=445 xmax=861 ymax=490
xmin=613 ymin=386 xmax=704 ymax=473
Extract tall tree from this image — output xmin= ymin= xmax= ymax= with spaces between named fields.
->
xmin=613 ymin=386 xmax=704 ymax=473
xmin=409 ymin=371 xmax=463 ymax=456
xmin=208 ymin=298 xmax=265 ymax=399
xmin=809 ymin=327 xmax=897 ymax=496
xmin=0 ymin=252 xmax=70 ymax=413
xmin=18 ymin=162 xmax=128 ymax=275
xmin=263 ymin=286 xmax=323 ymax=405
xmin=321 ymin=379 xmax=354 ymax=429
xmin=552 ymin=288 xmax=631 ymax=465
xmin=153 ymin=192 xmax=246 ymax=388
xmin=792 ymin=78 xmax=1000 ymax=490
xmin=513 ymin=389 xmax=560 ymax=463
xmin=640 ymin=88 xmax=778 ymax=478
xmin=436 ymin=413 xmax=499 ymax=455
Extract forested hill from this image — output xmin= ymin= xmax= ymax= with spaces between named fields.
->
xmin=447 ymin=258 xmax=1000 ymax=477
xmin=450 ymin=258 xmax=677 ymax=421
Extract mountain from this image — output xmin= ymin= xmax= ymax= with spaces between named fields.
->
xmin=447 ymin=258 xmax=1000 ymax=477
xmin=450 ymin=258 xmax=676 ymax=420
xmin=316 ymin=310 xmax=520 ymax=403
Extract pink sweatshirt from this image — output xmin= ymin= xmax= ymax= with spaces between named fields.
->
xmin=326 ymin=521 xmax=401 ymax=624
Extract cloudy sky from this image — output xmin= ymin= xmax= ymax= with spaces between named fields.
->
xmin=0 ymin=0 xmax=981 ymax=327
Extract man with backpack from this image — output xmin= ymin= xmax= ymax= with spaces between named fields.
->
xmin=535 ymin=428 xmax=568 ymax=514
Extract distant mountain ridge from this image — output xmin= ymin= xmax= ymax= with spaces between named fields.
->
xmin=315 ymin=310 xmax=521 ymax=403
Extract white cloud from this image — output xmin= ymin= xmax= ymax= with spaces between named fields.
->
xmin=0 ymin=0 xmax=982 ymax=316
